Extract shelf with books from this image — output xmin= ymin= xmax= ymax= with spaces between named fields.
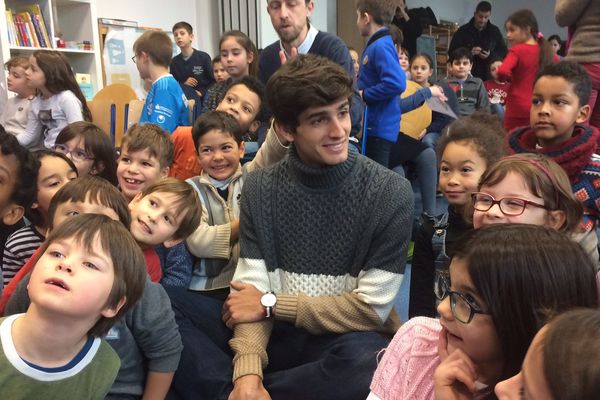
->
xmin=9 ymin=45 xmax=95 ymax=54
xmin=0 ymin=0 xmax=102 ymax=100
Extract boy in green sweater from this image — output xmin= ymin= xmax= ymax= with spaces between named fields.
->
xmin=0 ymin=214 xmax=146 ymax=399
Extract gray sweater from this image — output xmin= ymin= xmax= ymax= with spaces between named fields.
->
xmin=6 ymin=276 xmax=182 ymax=398
xmin=229 ymin=144 xmax=414 ymax=379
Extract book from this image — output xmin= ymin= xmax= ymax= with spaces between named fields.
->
xmin=30 ymin=12 xmax=47 ymax=47
xmin=18 ymin=12 xmax=40 ymax=47
xmin=79 ymin=82 xmax=94 ymax=100
xmin=75 ymin=73 xmax=92 ymax=84
xmin=5 ymin=10 xmax=16 ymax=46
xmin=13 ymin=15 xmax=28 ymax=47
xmin=20 ymin=5 xmax=50 ymax=47
xmin=33 ymin=13 xmax=50 ymax=48
xmin=12 ymin=13 xmax=23 ymax=46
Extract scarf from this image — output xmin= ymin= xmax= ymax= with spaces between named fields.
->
xmin=507 ymin=124 xmax=600 ymax=183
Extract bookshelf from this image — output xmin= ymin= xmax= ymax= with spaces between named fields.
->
xmin=425 ymin=23 xmax=459 ymax=79
xmin=0 ymin=0 xmax=102 ymax=101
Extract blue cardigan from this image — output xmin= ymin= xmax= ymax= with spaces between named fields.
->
xmin=357 ymin=28 xmax=406 ymax=142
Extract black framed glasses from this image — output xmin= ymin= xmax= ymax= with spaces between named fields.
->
xmin=131 ymin=54 xmax=137 ymax=64
xmin=53 ymin=144 xmax=93 ymax=162
xmin=472 ymin=192 xmax=546 ymax=216
xmin=435 ymin=274 xmax=489 ymax=324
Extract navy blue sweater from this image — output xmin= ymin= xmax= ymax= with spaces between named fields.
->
xmin=170 ymin=49 xmax=215 ymax=95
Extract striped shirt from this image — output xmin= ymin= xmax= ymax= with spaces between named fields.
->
xmin=2 ymin=225 xmax=44 ymax=287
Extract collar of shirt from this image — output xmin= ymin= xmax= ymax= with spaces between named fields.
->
xmin=279 ymin=23 xmax=319 ymax=58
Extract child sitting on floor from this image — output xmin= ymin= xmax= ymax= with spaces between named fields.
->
xmin=0 ymin=214 xmax=146 ymax=398
xmin=4 ymin=176 xmax=186 ymax=399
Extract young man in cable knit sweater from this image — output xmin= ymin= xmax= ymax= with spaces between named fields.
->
xmin=167 ymin=54 xmax=414 ymax=400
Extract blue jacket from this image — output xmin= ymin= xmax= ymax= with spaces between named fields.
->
xmin=358 ymin=28 xmax=406 ymax=142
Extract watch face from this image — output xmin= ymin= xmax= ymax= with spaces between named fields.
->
xmin=261 ymin=292 xmax=277 ymax=307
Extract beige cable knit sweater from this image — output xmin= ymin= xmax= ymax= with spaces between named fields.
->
xmin=556 ymin=0 xmax=600 ymax=63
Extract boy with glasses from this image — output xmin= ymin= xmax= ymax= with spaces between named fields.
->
xmin=133 ymin=31 xmax=189 ymax=133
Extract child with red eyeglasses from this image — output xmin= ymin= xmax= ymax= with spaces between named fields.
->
xmin=367 ymin=224 xmax=598 ymax=400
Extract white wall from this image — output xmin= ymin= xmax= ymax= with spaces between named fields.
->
xmin=97 ymin=0 xmax=220 ymax=56
xmin=491 ymin=1 xmax=566 ymax=39
xmin=408 ymin=0 xmax=566 ymax=39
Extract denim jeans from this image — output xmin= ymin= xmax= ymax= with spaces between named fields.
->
xmin=366 ymin=136 xmax=393 ymax=167
xmin=422 ymin=131 xmax=440 ymax=149
xmin=165 ymin=287 xmax=389 ymax=400
xmin=392 ymin=147 xmax=437 ymax=217
xmin=490 ymin=103 xmax=505 ymax=123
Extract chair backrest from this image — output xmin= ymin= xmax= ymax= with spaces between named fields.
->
xmin=93 ymin=84 xmax=138 ymax=146
xmin=187 ymin=99 xmax=196 ymax=125
xmin=87 ymin=99 xmax=115 ymax=143
xmin=400 ymin=80 xmax=432 ymax=139
xmin=125 ymin=99 xmax=145 ymax=131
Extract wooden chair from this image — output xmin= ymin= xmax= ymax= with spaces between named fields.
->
xmin=125 ymin=99 xmax=145 ymax=131
xmin=187 ymin=99 xmax=196 ymax=124
xmin=400 ymin=80 xmax=432 ymax=139
xmin=87 ymin=99 xmax=115 ymax=143
xmin=93 ymin=83 xmax=138 ymax=146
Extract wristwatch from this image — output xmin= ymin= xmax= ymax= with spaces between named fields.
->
xmin=260 ymin=291 xmax=277 ymax=318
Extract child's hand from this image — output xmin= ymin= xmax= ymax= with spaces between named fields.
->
xmin=434 ymin=348 xmax=478 ymax=400
xmin=429 ymin=85 xmax=448 ymax=102
xmin=184 ymin=77 xmax=199 ymax=87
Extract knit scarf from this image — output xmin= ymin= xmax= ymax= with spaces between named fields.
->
xmin=507 ymin=124 xmax=600 ymax=183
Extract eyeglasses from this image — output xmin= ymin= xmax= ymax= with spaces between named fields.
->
xmin=471 ymin=192 xmax=546 ymax=216
xmin=435 ymin=273 xmax=489 ymax=324
xmin=53 ymin=144 xmax=93 ymax=162
xmin=131 ymin=54 xmax=137 ymax=64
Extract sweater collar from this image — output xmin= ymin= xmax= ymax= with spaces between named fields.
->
xmin=366 ymin=27 xmax=390 ymax=48
xmin=287 ymin=143 xmax=358 ymax=188
xmin=508 ymin=124 xmax=600 ymax=182
xmin=279 ymin=23 xmax=319 ymax=57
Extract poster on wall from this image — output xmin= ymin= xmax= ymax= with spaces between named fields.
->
xmin=102 ymin=27 xmax=178 ymax=99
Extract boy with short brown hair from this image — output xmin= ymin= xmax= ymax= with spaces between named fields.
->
xmin=0 ymin=214 xmax=146 ymax=398
xmin=133 ymin=31 xmax=189 ymax=133
xmin=170 ymin=21 xmax=214 ymax=102
xmin=117 ymin=123 xmax=174 ymax=202
xmin=5 ymin=177 xmax=187 ymax=399
xmin=356 ymin=0 xmax=406 ymax=167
